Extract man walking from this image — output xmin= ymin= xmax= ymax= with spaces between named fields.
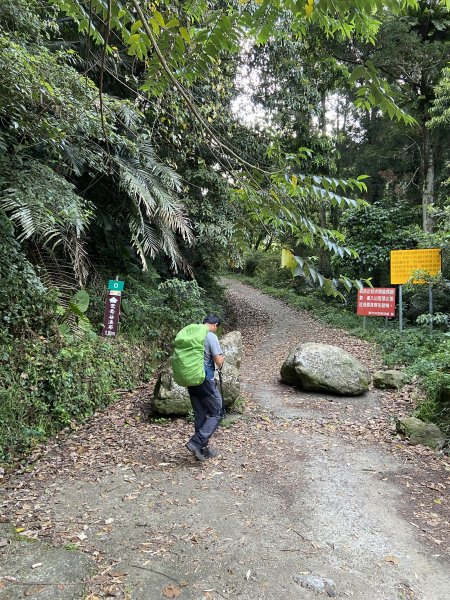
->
xmin=185 ymin=314 xmax=224 ymax=461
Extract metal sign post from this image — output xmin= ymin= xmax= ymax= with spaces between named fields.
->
xmin=429 ymin=283 xmax=433 ymax=333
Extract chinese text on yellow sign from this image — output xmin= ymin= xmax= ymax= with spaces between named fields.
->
xmin=390 ymin=249 xmax=442 ymax=285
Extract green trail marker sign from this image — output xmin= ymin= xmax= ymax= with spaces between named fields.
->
xmin=108 ymin=279 xmax=125 ymax=291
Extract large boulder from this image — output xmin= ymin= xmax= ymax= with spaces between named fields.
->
xmin=396 ymin=416 xmax=446 ymax=449
xmin=153 ymin=330 xmax=242 ymax=415
xmin=280 ymin=342 xmax=371 ymax=396
xmin=373 ymin=369 xmax=404 ymax=390
xmin=219 ymin=330 xmax=243 ymax=369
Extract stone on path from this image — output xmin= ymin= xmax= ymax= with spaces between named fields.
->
xmin=373 ymin=369 xmax=404 ymax=390
xmin=293 ymin=574 xmax=336 ymax=596
xmin=280 ymin=342 xmax=371 ymax=396
xmin=396 ymin=416 xmax=446 ymax=449
xmin=153 ymin=330 xmax=242 ymax=415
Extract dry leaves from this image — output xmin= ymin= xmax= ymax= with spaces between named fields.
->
xmin=162 ymin=583 xmax=182 ymax=597
xmin=1 ymin=278 xmax=449 ymax=600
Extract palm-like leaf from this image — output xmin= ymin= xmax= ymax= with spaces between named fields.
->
xmin=115 ymin=140 xmax=193 ymax=272
xmin=0 ymin=159 xmax=93 ymax=283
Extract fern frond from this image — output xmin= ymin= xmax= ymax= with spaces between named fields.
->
xmin=0 ymin=159 xmax=92 ymax=283
xmin=114 ymin=142 xmax=193 ymax=272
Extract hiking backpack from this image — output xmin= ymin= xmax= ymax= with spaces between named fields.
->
xmin=172 ymin=323 xmax=209 ymax=387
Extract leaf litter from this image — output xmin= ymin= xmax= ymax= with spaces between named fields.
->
xmin=0 ymin=279 xmax=449 ymax=598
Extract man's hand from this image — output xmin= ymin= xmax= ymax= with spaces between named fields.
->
xmin=214 ymin=354 xmax=224 ymax=369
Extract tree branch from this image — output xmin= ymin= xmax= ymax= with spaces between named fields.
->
xmin=130 ymin=0 xmax=276 ymax=174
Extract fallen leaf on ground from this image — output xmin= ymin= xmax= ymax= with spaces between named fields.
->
xmin=110 ymin=570 xmax=127 ymax=577
xmin=24 ymin=585 xmax=46 ymax=596
xmin=162 ymin=584 xmax=182 ymax=597
xmin=383 ymin=555 xmax=400 ymax=565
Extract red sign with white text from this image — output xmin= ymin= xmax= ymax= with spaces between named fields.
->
xmin=357 ymin=288 xmax=396 ymax=317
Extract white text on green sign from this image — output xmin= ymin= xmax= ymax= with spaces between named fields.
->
xmin=108 ymin=280 xmax=125 ymax=291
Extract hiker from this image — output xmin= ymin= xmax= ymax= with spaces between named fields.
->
xmin=184 ymin=315 xmax=224 ymax=461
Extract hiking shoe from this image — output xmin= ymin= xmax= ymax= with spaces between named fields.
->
xmin=202 ymin=447 xmax=219 ymax=459
xmin=186 ymin=441 xmax=206 ymax=462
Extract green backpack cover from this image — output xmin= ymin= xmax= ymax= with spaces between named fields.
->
xmin=172 ymin=323 xmax=209 ymax=387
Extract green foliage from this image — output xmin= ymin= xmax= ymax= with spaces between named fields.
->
xmin=0 ymin=159 xmax=93 ymax=282
xmin=411 ymin=346 xmax=450 ymax=434
xmin=116 ymin=141 xmax=193 ymax=273
xmin=234 ymin=158 xmax=371 ymax=296
xmin=335 ymin=200 xmax=419 ymax=284
xmin=0 ymin=212 xmax=57 ymax=338
xmin=57 ymin=290 xmax=97 ymax=340
xmin=0 ymin=7 xmax=193 ymax=279
xmin=251 ymin=251 xmax=297 ymax=287
xmin=429 ymin=66 xmax=450 ymax=127
xmin=350 ymin=61 xmax=416 ymax=124
xmin=0 ymin=0 xmax=46 ymax=39
xmin=417 ymin=312 xmax=450 ymax=331
xmin=156 ymin=279 xmax=209 ymax=335
xmin=242 ymin=250 xmax=268 ymax=277
xmin=0 ymin=333 xmax=149 ymax=461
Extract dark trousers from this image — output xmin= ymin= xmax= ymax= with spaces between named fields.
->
xmin=187 ymin=377 xmax=223 ymax=448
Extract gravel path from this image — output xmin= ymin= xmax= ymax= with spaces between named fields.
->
xmin=1 ymin=279 xmax=449 ymax=600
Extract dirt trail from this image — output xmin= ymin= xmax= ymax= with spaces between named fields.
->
xmin=1 ymin=280 xmax=449 ymax=600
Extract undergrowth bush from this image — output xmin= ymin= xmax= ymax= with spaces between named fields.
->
xmin=0 ymin=332 xmax=150 ymax=462
xmin=88 ymin=270 xmax=214 ymax=352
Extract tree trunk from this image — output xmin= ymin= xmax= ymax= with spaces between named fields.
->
xmin=320 ymin=93 xmax=327 ymax=135
xmin=263 ymin=236 xmax=273 ymax=251
xmin=422 ymin=126 xmax=435 ymax=233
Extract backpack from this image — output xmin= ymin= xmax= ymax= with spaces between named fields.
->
xmin=172 ymin=323 xmax=209 ymax=387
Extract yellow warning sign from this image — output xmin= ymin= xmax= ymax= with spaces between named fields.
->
xmin=390 ymin=249 xmax=442 ymax=284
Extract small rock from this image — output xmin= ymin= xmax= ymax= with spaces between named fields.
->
xmin=373 ymin=369 xmax=404 ymax=390
xmin=293 ymin=574 xmax=336 ymax=595
xmin=396 ymin=416 xmax=446 ymax=449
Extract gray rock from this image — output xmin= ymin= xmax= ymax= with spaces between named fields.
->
xmin=396 ymin=416 xmax=446 ymax=449
xmin=153 ymin=365 xmax=191 ymax=415
xmin=293 ymin=574 xmax=336 ymax=595
xmin=373 ymin=369 xmax=404 ymax=390
xmin=280 ymin=342 xmax=371 ymax=396
xmin=279 ymin=349 xmax=298 ymax=386
xmin=219 ymin=330 xmax=243 ymax=369
xmin=153 ymin=330 xmax=242 ymax=415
